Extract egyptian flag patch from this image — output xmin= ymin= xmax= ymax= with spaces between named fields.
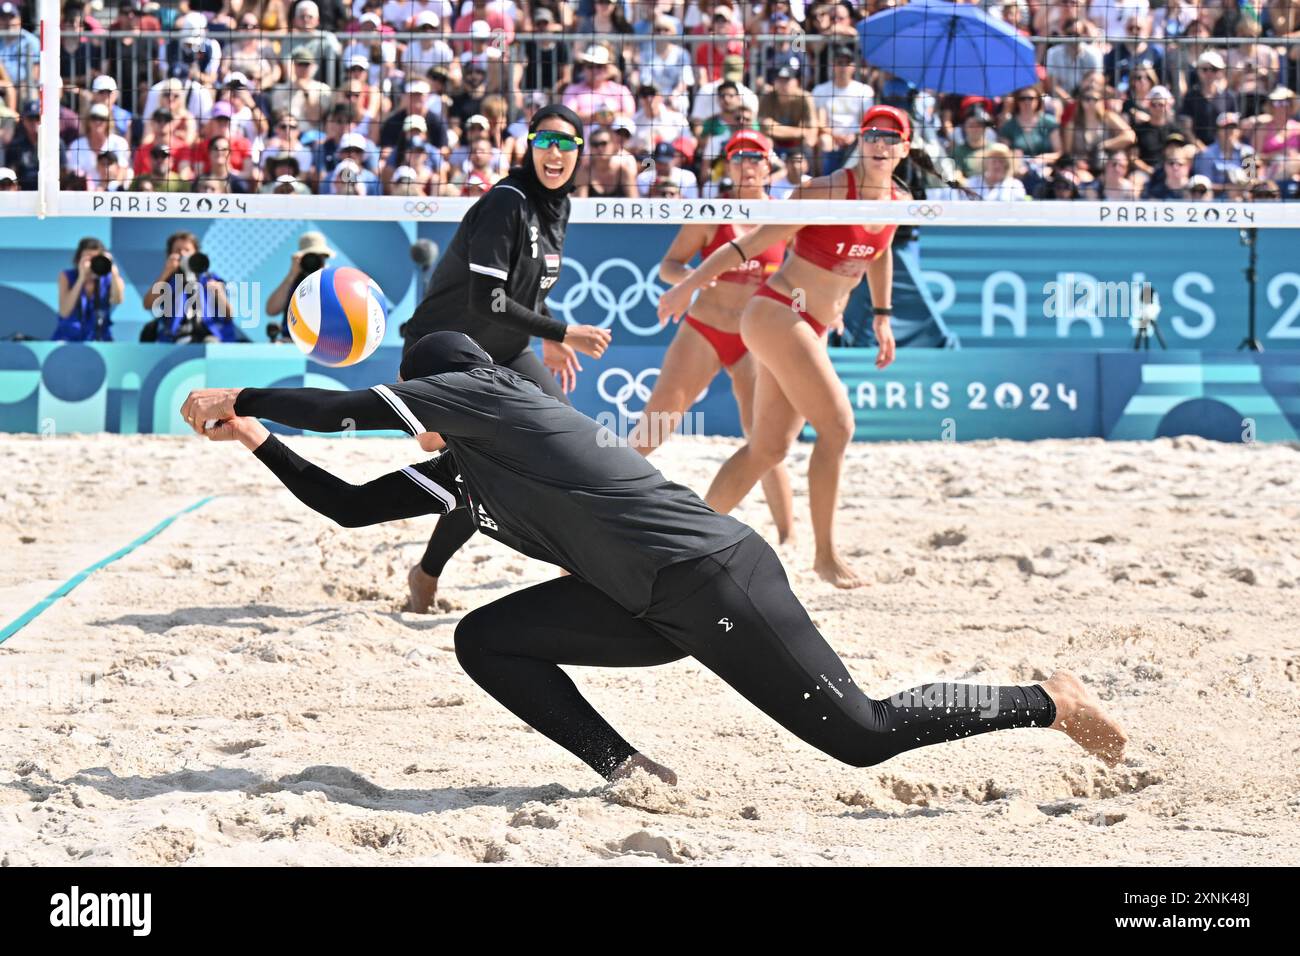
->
xmin=544 ymin=254 xmax=561 ymax=275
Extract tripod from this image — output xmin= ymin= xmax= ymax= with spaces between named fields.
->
xmin=1132 ymin=284 xmax=1165 ymax=351
xmin=1238 ymin=227 xmax=1263 ymax=352
xmin=1133 ymin=315 xmax=1166 ymax=350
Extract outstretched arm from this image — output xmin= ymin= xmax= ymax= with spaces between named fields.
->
xmin=211 ymin=416 xmax=461 ymax=527
xmin=181 ymin=386 xmax=403 ymax=435
xmin=183 ymin=374 xmax=501 ymax=441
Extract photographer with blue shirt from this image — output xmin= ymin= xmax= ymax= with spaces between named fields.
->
xmin=141 ymin=230 xmax=238 ymax=344
xmin=55 ymin=237 xmax=125 ymax=342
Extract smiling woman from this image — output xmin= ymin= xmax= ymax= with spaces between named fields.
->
xmin=390 ymin=103 xmax=614 ymax=614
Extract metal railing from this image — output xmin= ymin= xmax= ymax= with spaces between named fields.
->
xmin=45 ymin=28 xmax=1300 ymax=110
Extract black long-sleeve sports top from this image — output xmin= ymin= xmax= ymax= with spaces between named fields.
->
xmin=253 ymin=432 xmax=464 ymax=527
xmin=402 ymin=183 xmax=569 ymax=361
xmin=235 ymin=369 xmax=751 ymax=615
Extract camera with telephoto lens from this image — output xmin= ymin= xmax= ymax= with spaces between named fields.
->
xmin=181 ymin=252 xmax=210 ymax=276
xmin=90 ymin=253 xmax=112 ymax=276
xmin=299 ymin=252 xmax=326 ymax=275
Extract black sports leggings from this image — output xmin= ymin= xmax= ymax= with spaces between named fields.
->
xmin=454 ymin=531 xmax=1057 ymax=778
xmin=416 ymin=346 xmax=569 ymax=577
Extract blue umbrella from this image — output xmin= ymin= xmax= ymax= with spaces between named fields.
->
xmin=857 ymin=1 xmax=1038 ymax=98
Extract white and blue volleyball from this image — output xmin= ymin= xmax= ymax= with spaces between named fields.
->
xmin=287 ymin=266 xmax=387 ymax=368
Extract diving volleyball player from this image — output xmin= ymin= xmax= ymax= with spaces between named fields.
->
xmin=181 ymin=332 xmax=1127 ymax=785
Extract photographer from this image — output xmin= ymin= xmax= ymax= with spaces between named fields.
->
xmin=54 ymin=237 xmax=124 ymax=342
xmin=264 ymin=232 xmax=333 ymax=342
xmin=141 ymin=230 xmax=237 ymax=344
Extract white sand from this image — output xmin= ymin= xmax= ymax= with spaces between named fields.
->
xmin=1 ymin=432 xmax=1297 ymax=866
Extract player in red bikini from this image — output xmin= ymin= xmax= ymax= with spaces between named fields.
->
xmin=629 ymin=131 xmax=796 ymax=542
xmin=659 ymin=105 xmax=923 ymax=588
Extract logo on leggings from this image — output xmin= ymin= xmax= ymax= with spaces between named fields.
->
xmin=718 ymin=617 xmax=733 ymax=632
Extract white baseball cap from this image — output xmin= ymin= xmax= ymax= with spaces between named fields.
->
xmin=91 ymin=75 xmax=117 ymax=93
xmin=415 ymin=10 xmax=440 ymax=28
xmin=393 ymin=165 xmax=418 ymax=182
xmin=177 ymin=11 xmax=207 ymax=33
xmin=339 ymin=132 xmax=368 ymax=152
xmin=470 ymin=19 xmax=492 ymax=38
xmin=347 ymin=54 xmax=370 ymax=71
xmin=0 ymin=167 xmax=18 ymax=182
xmin=403 ymin=114 xmax=428 ymax=132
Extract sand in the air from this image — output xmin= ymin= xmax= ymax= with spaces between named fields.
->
xmin=0 ymin=432 xmax=1297 ymax=865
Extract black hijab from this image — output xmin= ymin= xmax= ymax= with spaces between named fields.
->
xmin=497 ymin=103 xmax=584 ymax=224
xmin=400 ymin=332 xmax=493 ymax=380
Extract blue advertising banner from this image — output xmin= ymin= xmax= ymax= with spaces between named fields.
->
xmin=4 ymin=342 xmax=1298 ymax=443
xmin=3 ymin=218 xmax=1297 ymax=353
xmin=822 ymin=349 xmax=1103 ymax=441
xmin=917 ymin=227 xmax=1300 ymax=352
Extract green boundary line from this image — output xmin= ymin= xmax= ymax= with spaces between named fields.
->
xmin=0 ymin=496 xmax=219 ymax=646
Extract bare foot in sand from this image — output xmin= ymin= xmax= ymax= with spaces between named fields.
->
xmin=610 ymin=753 xmax=678 ymax=786
xmin=406 ymin=565 xmax=439 ymax=614
xmin=1042 ymin=670 xmax=1128 ymax=766
xmin=814 ymin=550 xmax=865 ymax=589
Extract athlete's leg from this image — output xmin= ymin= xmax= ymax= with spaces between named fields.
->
xmin=628 ymin=321 xmax=722 ymax=454
xmin=705 ymin=346 xmax=803 ymax=516
xmin=728 ymin=353 xmax=797 ymax=544
xmin=408 ymin=345 xmax=571 ymax=611
xmin=454 ymin=575 xmax=688 ymax=780
xmin=645 ymin=532 xmax=1127 ymax=767
xmin=741 ymin=301 xmax=861 ymax=587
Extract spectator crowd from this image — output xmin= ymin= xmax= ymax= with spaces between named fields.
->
xmin=0 ymin=0 xmax=1296 ymax=201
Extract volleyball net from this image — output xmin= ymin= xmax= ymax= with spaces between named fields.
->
xmin=1 ymin=0 xmax=1297 ymax=226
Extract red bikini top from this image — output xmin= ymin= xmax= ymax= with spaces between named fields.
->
xmin=792 ymin=169 xmax=898 ymax=277
xmin=702 ymin=222 xmax=786 ymax=285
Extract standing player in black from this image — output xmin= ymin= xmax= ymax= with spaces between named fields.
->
xmin=182 ymin=333 xmax=1128 ymax=785
xmin=399 ymin=103 xmax=612 ymax=614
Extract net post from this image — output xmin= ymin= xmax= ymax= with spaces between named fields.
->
xmin=37 ymin=0 xmax=60 ymax=218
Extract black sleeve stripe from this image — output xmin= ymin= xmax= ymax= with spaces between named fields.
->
xmin=399 ymin=467 xmax=457 ymax=512
xmin=370 ymin=384 xmax=423 ymax=436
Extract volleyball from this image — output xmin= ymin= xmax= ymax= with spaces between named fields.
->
xmin=287 ymin=266 xmax=387 ymax=368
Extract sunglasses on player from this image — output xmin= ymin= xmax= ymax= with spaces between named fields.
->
xmin=860 ymin=128 xmax=903 ymax=144
xmin=728 ymin=150 xmax=767 ymax=163
xmin=528 ymin=130 xmax=583 ymax=151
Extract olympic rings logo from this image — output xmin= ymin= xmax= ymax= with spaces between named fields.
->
xmin=598 ymin=367 xmax=659 ymax=419
xmin=547 ymin=257 xmax=665 ymax=337
xmin=597 ymin=367 xmax=709 ymax=419
xmin=907 ymin=203 xmax=943 ymax=219
xmin=403 ymin=201 xmax=440 ymax=217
